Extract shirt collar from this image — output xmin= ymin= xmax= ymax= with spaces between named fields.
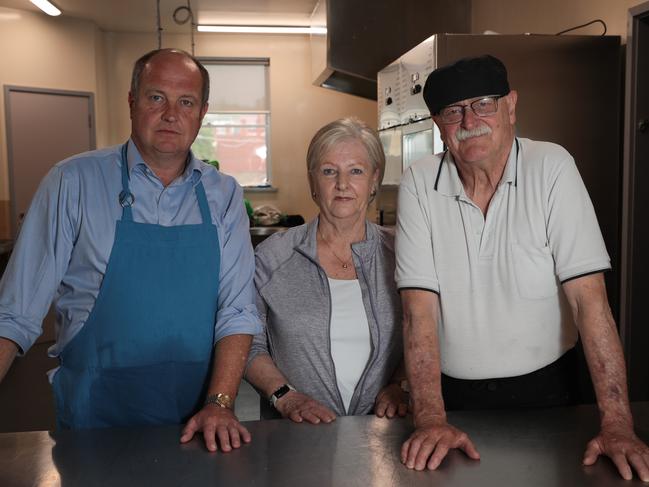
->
xmin=434 ymin=138 xmax=519 ymax=197
xmin=125 ymin=138 xmax=204 ymax=185
xmin=501 ymin=138 xmax=519 ymax=186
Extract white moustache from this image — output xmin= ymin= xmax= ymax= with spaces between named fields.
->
xmin=455 ymin=124 xmax=492 ymax=142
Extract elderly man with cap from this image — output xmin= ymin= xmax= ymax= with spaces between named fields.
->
xmin=395 ymin=55 xmax=649 ymax=480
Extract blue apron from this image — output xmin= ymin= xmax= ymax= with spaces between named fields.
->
xmin=52 ymin=144 xmax=220 ymax=429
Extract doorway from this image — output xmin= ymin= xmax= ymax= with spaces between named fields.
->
xmin=621 ymin=1 xmax=649 ymax=401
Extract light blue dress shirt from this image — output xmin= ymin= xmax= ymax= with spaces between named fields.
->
xmin=0 ymin=140 xmax=261 ymax=361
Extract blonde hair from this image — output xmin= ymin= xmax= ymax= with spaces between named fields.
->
xmin=306 ymin=117 xmax=385 ymax=192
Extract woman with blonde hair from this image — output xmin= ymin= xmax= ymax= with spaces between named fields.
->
xmin=245 ymin=117 xmax=406 ymax=422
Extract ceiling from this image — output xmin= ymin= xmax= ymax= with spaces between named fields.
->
xmin=0 ymin=0 xmax=319 ymax=33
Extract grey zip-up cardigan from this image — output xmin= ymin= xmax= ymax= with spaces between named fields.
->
xmin=247 ymin=218 xmax=403 ymax=416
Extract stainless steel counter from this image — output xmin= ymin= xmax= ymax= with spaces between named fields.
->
xmin=3 ymin=403 xmax=649 ymax=486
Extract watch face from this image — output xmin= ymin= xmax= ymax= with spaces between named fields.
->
xmin=205 ymin=393 xmax=233 ymax=409
xmin=216 ymin=393 xmax=234 ymax=409
xmin=275 ymin=385 xmax=291 ymax=397
xmin=271 ymin=384 xmax=294 ymax=406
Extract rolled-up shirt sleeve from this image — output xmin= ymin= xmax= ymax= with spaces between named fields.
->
xmin=0 ymin=165 xmax=78 ymax=354
xmin=213 ymin=182 xmax=262 ymax=343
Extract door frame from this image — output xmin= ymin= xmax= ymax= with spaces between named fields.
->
xmin=3 ymin=85 xmax=96 ymax=237
xmin=620 ymin=1 xmax=649 ymax=399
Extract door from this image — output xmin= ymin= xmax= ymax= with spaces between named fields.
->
xmin=621 ymin=2 xmax=649 ymax=401
xmin=0 ymin=87 xmax=95 ymax=431
xmin=5 ymin=86 xmax=95 ymax=237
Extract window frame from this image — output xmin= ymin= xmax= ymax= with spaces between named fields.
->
xmin=197 ymin=57 xmax=272 ymax=188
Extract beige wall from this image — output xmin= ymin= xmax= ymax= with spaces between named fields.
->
xmin=93 ymin=27 xmax=109 ymax=150
xmin=0 ymin=7 xmax=104 ymax=238
xmin=101 ymin=32 xmax=377 ymax=222
xmin=77 ymin=0 xmax=649 ymax=224
xmin=0 ymin=13 xmax=376 ymax=234
xmin=471 ymin=0 xmax=646 ymax=38
xmin=3 ymin=0 xmax=647 ymax=236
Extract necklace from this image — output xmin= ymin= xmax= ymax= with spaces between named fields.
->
xmin=318 ymin=228 xmax=353 ymax=269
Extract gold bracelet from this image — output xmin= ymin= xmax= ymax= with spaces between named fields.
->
xmin=204 ymin=393 xmax=234 ymax=409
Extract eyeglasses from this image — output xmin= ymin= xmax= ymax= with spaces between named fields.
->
xmin=435 ymin=96 xmax=503 ymax=124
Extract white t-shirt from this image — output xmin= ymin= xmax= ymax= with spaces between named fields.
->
xmin=395 ymin=138 xmax=610 ymax=379
xmin=328 ymin=278 xmax=371 ymax=413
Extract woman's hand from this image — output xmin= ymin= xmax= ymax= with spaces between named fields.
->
xmin=374 ymin=383 xmax=409 ymax=418
xmin=275 ymin=391 xmax=337 ymax=424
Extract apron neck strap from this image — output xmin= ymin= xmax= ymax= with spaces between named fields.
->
xmin=119 ymin=143 xmax=134 ymax=222
xmin=194 ymin=181 xmax=211 ymax=225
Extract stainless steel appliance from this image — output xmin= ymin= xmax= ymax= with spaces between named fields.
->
xmin=376 ymin=33 xmax=621 ymax=317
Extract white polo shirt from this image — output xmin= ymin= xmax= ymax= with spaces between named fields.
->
xmin=395 ymin=138 xmax=610 ymax=379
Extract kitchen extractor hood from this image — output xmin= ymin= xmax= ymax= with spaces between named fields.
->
xmin=310 ymin=0 xmax=471 ymax=100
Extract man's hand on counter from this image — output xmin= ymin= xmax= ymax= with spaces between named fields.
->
xmin=583 ymin=423 xmax=649 ymax=482
xmin=401 ymin=415 xmax=480 ymax=471
xmin=180 ymin=405 xmax=251 ymax=453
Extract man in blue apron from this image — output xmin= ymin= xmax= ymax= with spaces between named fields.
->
xmin=0 ymin=49 xmax=261 ymax=453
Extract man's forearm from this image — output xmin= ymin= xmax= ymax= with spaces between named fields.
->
xmin=401 ymin=290 xmax=446 ymax=425
xmin=0 ymin=337 xmax=18 ymax=383
xmin=581 ymin=307 xmax=632 ymax=427
xmin=205 ymin=334 xmax=253 ymax=404
xmin=564 ymin=275 xmax=633 ymax=428
xmin=405 ymin=316 xmax=446 ymax=424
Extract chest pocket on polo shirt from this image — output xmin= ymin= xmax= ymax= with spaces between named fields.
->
xmin=511 ymin=243 xmax=559 ymax=299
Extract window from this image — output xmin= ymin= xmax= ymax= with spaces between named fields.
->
xmin=193 ymin=59 xmax=271 ymax=187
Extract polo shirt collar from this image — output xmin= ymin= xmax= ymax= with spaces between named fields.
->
xmin=125 ymin=138 xmax=203 ymax=185
xmin=433 ymin=138 xmax=519 ymax=197
xmin=501 ymin=138 xmax=519 ymax=187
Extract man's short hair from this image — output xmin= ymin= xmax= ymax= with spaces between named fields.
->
xmin=423 ymin=55 xmax=510 ymax=115
xmin=130 ymin=48 xmax=210 ymax=106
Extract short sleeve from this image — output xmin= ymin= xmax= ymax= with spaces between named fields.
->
xmin=546 ymin=154 xmax=610 ymax=282
xmin=395 ymin=166 xmax=440 ymax=293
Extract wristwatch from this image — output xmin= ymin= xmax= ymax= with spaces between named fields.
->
xmin=269 ymin=383 xmax=295 ymax=407
xmin=204 ymin=392 xmax=234 ymax=410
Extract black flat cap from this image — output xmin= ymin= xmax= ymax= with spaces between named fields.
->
xmin=423 ymin=55 xmax=510 ymax=115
